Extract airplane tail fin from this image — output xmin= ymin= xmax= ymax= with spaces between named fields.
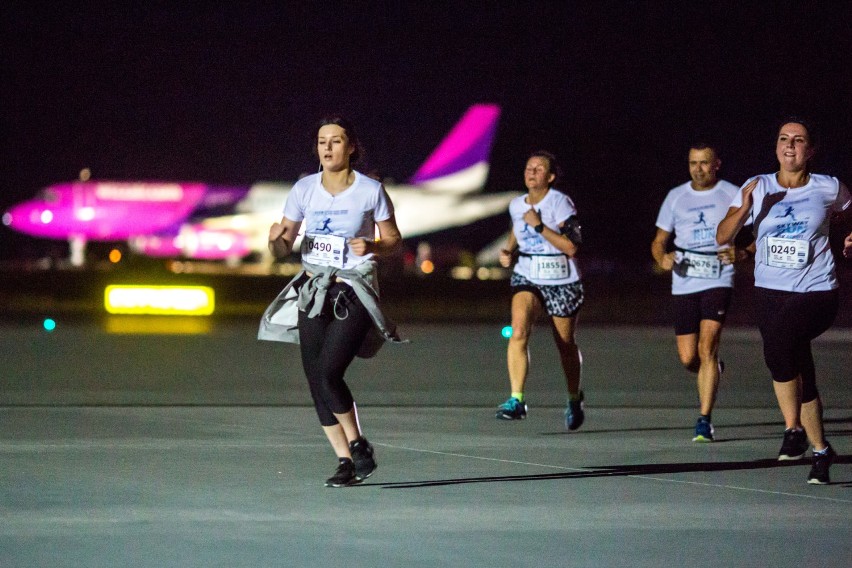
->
xmin=409 ymin=104 xmax=500 ymax=193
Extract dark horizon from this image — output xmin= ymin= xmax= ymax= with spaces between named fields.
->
xmin=3 ymin=3 xmax=852 ymax=263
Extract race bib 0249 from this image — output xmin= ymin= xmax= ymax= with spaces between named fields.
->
xmin=765 ymin=236 xmax=810 ymax=269
xmin=301 ymin=233 xmax=345 ymax=268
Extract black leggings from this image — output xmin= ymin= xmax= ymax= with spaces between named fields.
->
xmin=754 ymin=287 xmax=838 ymax=403
xmin=298 ymin=282 xmax=373 ymax=426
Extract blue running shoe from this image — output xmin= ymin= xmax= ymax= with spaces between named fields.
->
xmin=496 ymin=397 xmax=527 ymax=420
xmin=693 ymin=417 xmax=714 ymax=442
xmin=564 ymin=391 xmax=585 ymax=431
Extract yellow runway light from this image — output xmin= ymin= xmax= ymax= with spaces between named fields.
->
xmin=104 ymin=285 xmax=215 ymax=315
xmin=104 ymin=316 xmax=213 ymax=335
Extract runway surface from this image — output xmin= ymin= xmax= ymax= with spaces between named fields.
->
xmin=1 ymin=320 xmax=850 ymax=567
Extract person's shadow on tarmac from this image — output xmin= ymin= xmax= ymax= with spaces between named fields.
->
xmin=371 ymin=455 xmax=851 ymax=489
xmin=370 ymin=416 xmax=851 ymax=488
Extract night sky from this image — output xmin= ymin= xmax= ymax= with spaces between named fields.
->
xmin=3 ymin=2 xmax=852 ymax=263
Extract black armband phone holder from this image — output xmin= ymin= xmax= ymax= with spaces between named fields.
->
xmin=560 ymin=215 xmax=582 ymax=245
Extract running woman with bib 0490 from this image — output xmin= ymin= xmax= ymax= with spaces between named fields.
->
xmin=717 ymin=118 xmax=852 ymax=485
xmin=651 ymin=143 xmax=742 ymax=443
xmin=260 ymin=116 xmax=404 ymax=488
xmin=496 ymin=151 xmax=586 ymax=430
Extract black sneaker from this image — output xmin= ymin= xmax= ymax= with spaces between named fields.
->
xmin=565 ymin=391 xmax=585 ymax=431
xmin=807 ymin=444 xmax=836 ymax=485
xmin=778 ymin=428 xmax=808 ymax=461
xmin=325 ymin=458 xmax=359 ymax=488
xmin=349 ymin=437 xmax=377 ymax=481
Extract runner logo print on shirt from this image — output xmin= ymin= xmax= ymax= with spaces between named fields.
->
xmin=690 ymin=209 xmax=716 ymax=245
xmin=766 ymin=202 xmax=811 ymax=269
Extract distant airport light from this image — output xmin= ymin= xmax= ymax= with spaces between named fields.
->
xmin=40 ymin=210 xmax=53 ymax=224
xmin=450 ymin=266 xmax=474 ymax=280
xmin=210 ymin=234 xmax=234 ymax=251
xmin=94 ymin=183 xmax=184 ymax=202
xmin=104 ymin=285 xmax=215 ymax=315
xmin=501 ymin=325 xmax=513 ymax=339
xmin=75 ymin=206 xmax=96 ymax=221
xmin=43 ymin=318 xmax=57 ymax=332
xmin=109 ymin=249 xmax=122 ymax=263
xmin=420 ymin=260 xmax=435 ymax=274
xmin=105 ymin=316 xmax=212 ymax=335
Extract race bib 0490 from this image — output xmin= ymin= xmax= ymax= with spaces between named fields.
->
xmin=530 ymin=255 xmax=570 ymax=280
xmin=680 ymin=250 xmax=721 ymax=279
xmin=302 ymin=233 xmax=345 ymax=268
xmin=765 ymin=237 xmax=810 ymax=269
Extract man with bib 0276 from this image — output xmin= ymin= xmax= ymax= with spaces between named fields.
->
xmin=651 ymin=142 xmax=743 ymax=443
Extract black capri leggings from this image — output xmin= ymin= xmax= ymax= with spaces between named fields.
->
xmin=753 ymin=287 xmax=839 ymax=403
xmin=298 ymin=282 xmax=373 ymax=426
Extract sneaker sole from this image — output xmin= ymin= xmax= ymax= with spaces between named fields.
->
xmin=778 ymin=453 xmax=806 ymax=461
xmin=692 ymin=435 xmax=714 ymax=442
xmin=565 ymin=413 xmax=584 ymax=431
xmin=496 ymin=412 xmax=526 ymax=420
xmin=806 ymin=477 xmax=829 ymax=485
xmin=325 ymin=478 xmax=363 ymax=488
xmin=355 ymin=464 xmax=377 ymax=481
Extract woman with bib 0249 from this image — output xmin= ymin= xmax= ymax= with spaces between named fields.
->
xmin=263 ymin=116 xmax=403 ymax=488
xmin=496 ymin=151 xmax=586 ymax=430
xmin=716 ymin=118 xmax=852 ymax=485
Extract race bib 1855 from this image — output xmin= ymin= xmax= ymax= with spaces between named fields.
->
xmin=530 ymin=255 xmax=570 ymax=280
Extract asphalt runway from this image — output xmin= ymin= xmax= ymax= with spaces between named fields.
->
xmin=1 ymin=320 xmax=850 ymax=567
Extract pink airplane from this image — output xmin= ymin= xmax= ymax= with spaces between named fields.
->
xmin=4 ymin=104 xmax=518 ymax=265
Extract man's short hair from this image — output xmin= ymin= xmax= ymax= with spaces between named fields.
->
xmin=688 ymin=142 xmax=719 ymax=157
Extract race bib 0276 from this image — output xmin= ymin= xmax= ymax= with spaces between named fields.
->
xmin=680 ymin=250 xmax=721 ymax=279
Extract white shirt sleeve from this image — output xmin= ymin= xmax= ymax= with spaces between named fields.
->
xmin=655 ymin=191 xmax=676 ymax=232
xmin=373 ymin=185 xmax=394 ymax=222
xmin=833 ymin=180 xmax=852 ymax=212
xmin=283 ymin=182 xmax=306 ymax=222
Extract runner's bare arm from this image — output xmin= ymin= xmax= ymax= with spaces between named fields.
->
xmin=268 ymin=217 xmax=302 ymax=258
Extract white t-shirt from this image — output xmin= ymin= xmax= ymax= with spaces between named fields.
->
xmin=283 ymin=171 xmax=394 ymax=270
xmin=655 ymin=180 xmax=740 ymax=294
xmin=510 ymin=188 xmax=581 ymax=286
xmin=730 ymin=173 xmax=851 ymax=292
